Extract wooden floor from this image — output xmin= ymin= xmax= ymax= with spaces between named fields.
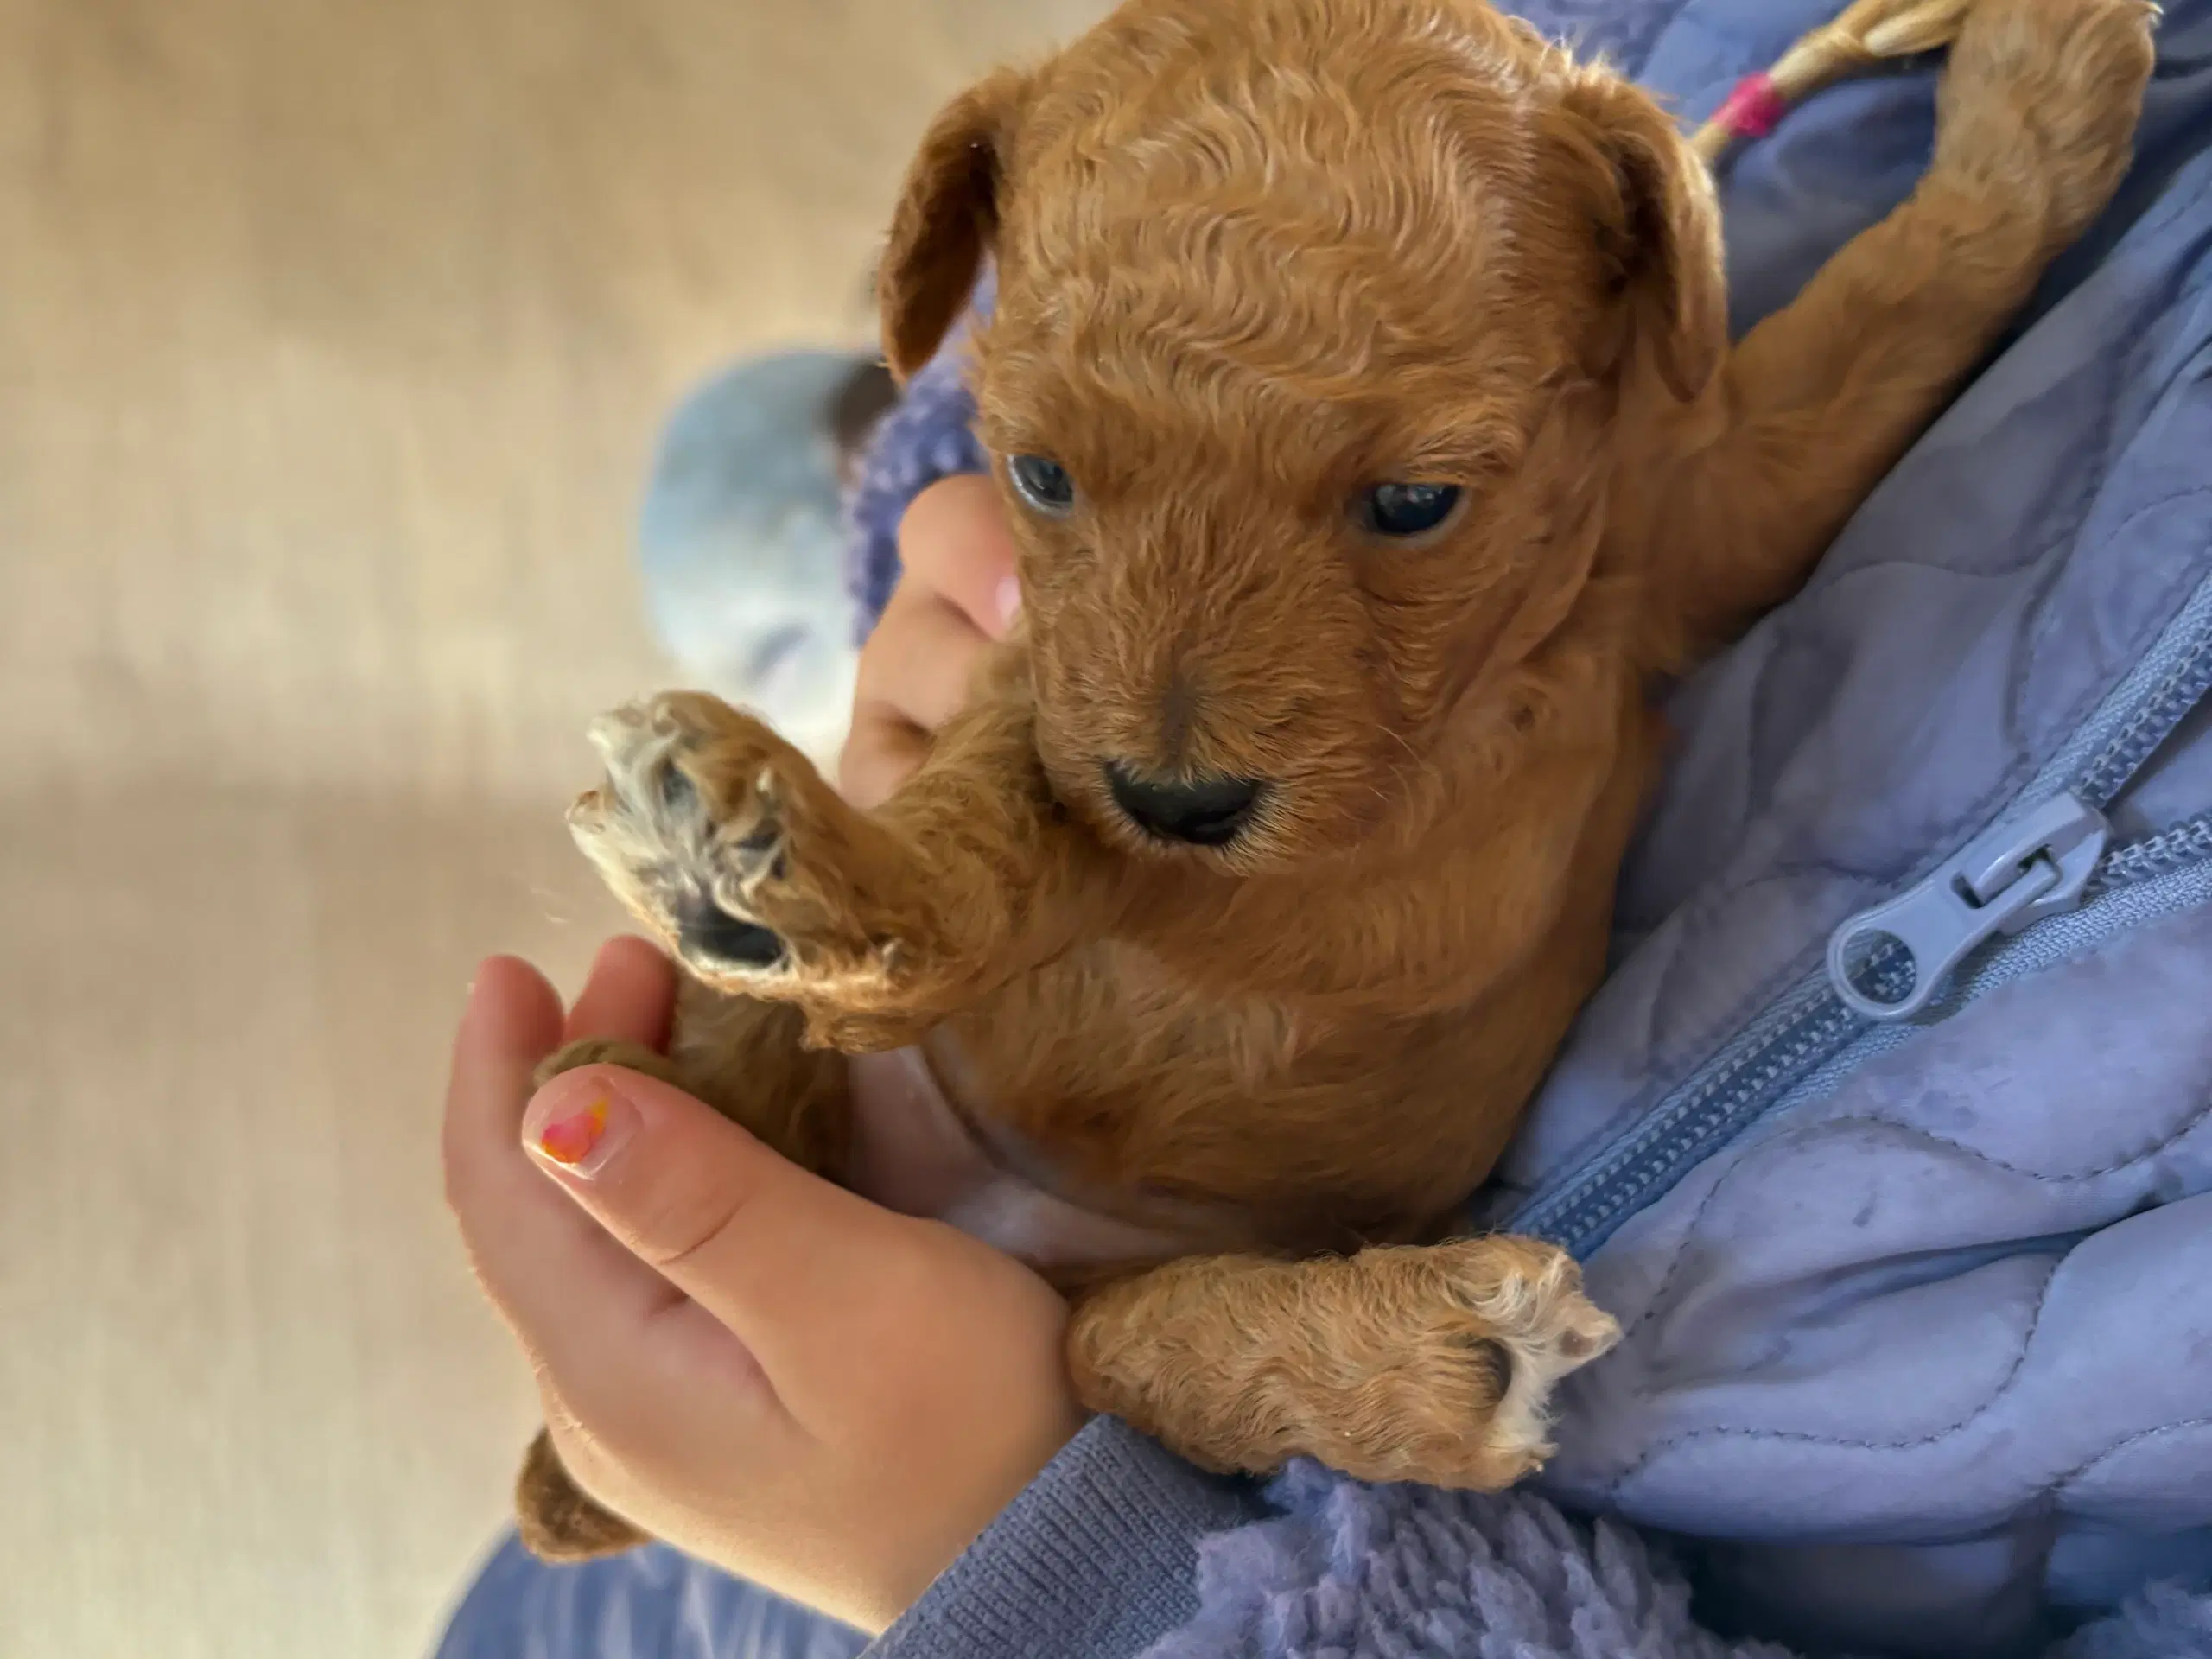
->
xmin=0 ymin=3 xmax=1101 ymax=1654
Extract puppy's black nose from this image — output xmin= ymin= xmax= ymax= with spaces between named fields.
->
xmin=1104 ymin=763 xmax=1263 ymax=847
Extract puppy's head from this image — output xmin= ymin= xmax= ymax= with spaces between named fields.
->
xmin=880 ymin=0 xmax=1722 ymax=872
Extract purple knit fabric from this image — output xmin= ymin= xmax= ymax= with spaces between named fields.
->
xmin=1140 ymin=1464 xmax=1799 ymax=1659
xmin=842 ymin=274 xmax=994 ymax=642
xmin=2058 ymin=1586 xmax=2212 ymax=1659
xmin=1134 ymin=1464 xmax=2212 ymax=1659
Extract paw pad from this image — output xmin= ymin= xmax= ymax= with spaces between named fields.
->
xmin=674 ymin=892 xmax=786 ymax=970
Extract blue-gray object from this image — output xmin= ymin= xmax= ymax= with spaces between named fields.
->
xmin=435 ymin=1533 xmax=868 ymax=1659
xmin=639 ymin=350 xmax=868 ymax=754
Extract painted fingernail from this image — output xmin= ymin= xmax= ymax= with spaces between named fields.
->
xmin=524 ymin=1084 xmax=635 ymax=1179
xmin=995 ymin=575 xmax=1022 ymax=632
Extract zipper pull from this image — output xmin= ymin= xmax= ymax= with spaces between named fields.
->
xmin=1827 ymin=791 xmax=2109 ymax=1023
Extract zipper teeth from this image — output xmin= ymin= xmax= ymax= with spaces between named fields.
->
xmin=1511 ymin=606 xmax=2212 ymax=1253
xmin=1534 ymin=999 xmax=1861 ymax=1245
xmin=2077 ymin=626 xmax=2212 ymax=804
xmin=1520 ymin=817 xmax=2212 ymax=1249
xmin=2089 ymin=810 xmax=2212 ymax=893
xmin=1533 ymin=819 xmax=2212 ymax=1243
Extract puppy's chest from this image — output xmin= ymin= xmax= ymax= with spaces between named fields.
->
xmin=954 ymin=938 xmax=1305 ymax=1120
xmin=842 ymin=1044 xmax=1232 ymax=1272
xmin=925 ymin=941 xmax=1392 ymax=1232
xmin=836 ymin=942 xmax=1299 ymax=1270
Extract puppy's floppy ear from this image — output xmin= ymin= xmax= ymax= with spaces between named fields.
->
xmin=1559 ymin=73 xmax=1727 ymax=402
xmin=880 ymin=67 xmax=1029 ymax=383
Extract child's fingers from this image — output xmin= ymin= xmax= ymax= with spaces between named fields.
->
xmin=856 ymin=583 xmax=993 ymax=734
xmin=838 ymin=711 xmax=931 ymax=809
xmin=839 ymin=582 xmax=993 ymax=806
xmin=562 ymin=935 xmax=677 ymax=1050
xmin=895 ymin=474 xmax=1020 ymax=638
xmin=442 ymin=956 xmax=566 ymax=1206
xmin=442 ymin=959 xmax=683 ymax=1375
xmin=841 ymin=473 xmax=1018 ymax=807
xmin=518 ymin=1061 xmax=918 ymax=1397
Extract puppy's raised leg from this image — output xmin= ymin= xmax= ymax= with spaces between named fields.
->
xmin=1639 ymin=0 xmax=2156 ymax=654
xmin=568 ymin=659 xmax=1120 ymax=1055
xmin=1066 ymin=1238 xmax=1620 ymax=1488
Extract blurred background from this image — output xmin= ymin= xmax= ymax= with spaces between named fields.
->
xmin=0 ymin=2 xmax=1097 ymax=1655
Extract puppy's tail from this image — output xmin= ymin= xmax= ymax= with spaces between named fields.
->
xmin=1689 ymin=0 xmax=1974 ymax=164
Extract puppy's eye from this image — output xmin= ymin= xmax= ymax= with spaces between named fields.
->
xmin=1357 ymin=483 xmax=1463 ymax=539
xmin=1008 ymin=454 xmax=1077 ymax=517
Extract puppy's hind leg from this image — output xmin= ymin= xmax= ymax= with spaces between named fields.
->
xmin=1638 ymin=0 xmax=2156 ymax=656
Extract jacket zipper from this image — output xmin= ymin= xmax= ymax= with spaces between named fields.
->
xmin=1504 ymin=570 xmax=2212 ymax=1258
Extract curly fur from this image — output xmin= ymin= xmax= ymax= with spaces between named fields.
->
xmin=517 ymin=0 xmax=2154 ymax=1557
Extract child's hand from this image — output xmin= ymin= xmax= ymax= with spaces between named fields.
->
xmin=443 ymin=938 xmax=1084 ymax=1632
xmin=839 ymin=474 xmax=1019 ymax=808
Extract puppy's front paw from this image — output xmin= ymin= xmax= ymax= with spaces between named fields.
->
xmin=571 ymin=691 xmax=805 ymax=974
xmin=568 ymin=692 xmax=935 ymax=1036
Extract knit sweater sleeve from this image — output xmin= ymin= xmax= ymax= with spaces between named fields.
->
xmin=842 ymin=276 xmax=995 ymax=640
xmin=864 ymin=1415 xmax=1266 ymax=1659
xmin=1122 ymin=1462 xmax=2206 ymax=1659
xmin=880 ymin=1450 xmax=2212 ymax=1659
xmin=862 ymin=1432 xmax=1811 ymax=1659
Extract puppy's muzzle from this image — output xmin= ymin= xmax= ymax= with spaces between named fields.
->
xmin=1104 ymin=762 xmax=1265 ymax=847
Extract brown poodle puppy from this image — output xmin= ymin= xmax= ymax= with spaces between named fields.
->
xmin=517 ymin=0 xmax=2154 ymax=1558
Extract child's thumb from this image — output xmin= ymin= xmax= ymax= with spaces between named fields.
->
xmin=520 ymin=1062 xmax=887 ymax=1359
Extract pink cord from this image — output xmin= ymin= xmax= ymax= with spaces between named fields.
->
xmin=1712 ymin=71 xmax=1787 ymax=141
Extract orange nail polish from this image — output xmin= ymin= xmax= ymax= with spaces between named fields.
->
xmin=538 ymin=1098 xmax=610 ymax=1166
